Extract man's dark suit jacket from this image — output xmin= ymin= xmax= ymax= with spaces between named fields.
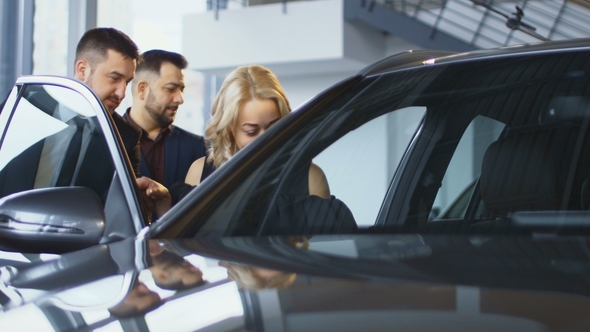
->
xmin=138 ymin=125 xmax=207 ymax=188
xmin=112 ymin=113 xmax=141 ymax=177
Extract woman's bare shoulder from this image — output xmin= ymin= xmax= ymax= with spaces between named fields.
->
xmin=308 ymin=162 xmax=330 ymax=199
xmin=185 ymin=157 xmax=207 ymax=185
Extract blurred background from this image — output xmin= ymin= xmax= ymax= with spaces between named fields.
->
xmin=3 ymin=0 xmax=589 ymax=136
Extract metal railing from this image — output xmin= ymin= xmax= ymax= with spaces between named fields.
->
xmin=207 ymin=0 xmax=246 ymax=19
xmin=378 ymin=0 xmax=590 ymax=48
xmin=207 ymin=0 xmax=291 ymax=19
xmin=205 ymin=0 xmax=590 ymax=47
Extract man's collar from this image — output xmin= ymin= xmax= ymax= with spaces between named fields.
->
xmin=125 ymin=107 xmax=173 ymax=137
xmin=123 ymin=107 xmax=146 ymax=134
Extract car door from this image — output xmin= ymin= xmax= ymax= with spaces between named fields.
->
xmin=0 ymin=76 xmax=146 ymax=253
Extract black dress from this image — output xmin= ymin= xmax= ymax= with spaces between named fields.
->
xmin=169 ymin=159 xmax=214 ymax=205
xmin=263 ymin=164 xmax=358 ymax=235
xmin=169 ymin=158 xmax=358 ymax=235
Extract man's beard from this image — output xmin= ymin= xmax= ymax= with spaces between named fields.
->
xmin=145 ymin=91 xmax=175 ymax=127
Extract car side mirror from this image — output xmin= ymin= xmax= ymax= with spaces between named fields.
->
xmin=0 ymin=187 xmax=105 ymax=253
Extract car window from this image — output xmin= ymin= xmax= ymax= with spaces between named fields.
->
xmin=315 ymin=107 xmax=425 ymax=227
xmin=394 ymin=52 xmax=590 ymax=234
xmin=0 ymin=84 xmax=115 ymax=202
xmin=192 ymin=72 xmax=431 ymax=236
xmin=432 ymin=115 xmax=504 ymax=220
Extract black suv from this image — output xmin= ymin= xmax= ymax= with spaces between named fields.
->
xmin=152 ymin=38 xmax=590 ymax=239
xmin=1 ymin=39 xmax=590 ymax=331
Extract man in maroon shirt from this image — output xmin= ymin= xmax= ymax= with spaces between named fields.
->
xmin=125 ymin=50 xmax=206 ymax=188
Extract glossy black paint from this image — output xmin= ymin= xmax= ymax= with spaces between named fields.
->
xmin=1 ymin=235 xmax=589 ymax=330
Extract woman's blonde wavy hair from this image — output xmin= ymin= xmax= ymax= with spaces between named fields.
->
xmin=205 ymin=65 xmax=291 ymax=168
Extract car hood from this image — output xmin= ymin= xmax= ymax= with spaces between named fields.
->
xmin=1 ymin=234 xmax=589 ymax=331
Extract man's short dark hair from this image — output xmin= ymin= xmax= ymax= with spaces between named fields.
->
xmin=137 ymin=49 xmax=188 ymax=75
xmin=75 ymin=27 xmax=140 ymax=66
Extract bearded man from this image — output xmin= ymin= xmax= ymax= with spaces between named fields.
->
xmin=125 ymin=50 xmax=206 ymax=188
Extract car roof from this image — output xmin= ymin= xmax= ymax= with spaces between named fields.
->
xmin=360 ymin=38 xmax=590 ymax=77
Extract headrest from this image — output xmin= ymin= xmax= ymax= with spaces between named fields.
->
xmin=480 ymin=132 xmax=561 ymax=217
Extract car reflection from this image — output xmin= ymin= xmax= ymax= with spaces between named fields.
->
xmin=2 ymin=234 xmax=590 ymax=331
xmin=214 ymin=236 xmax=308 ymax=291
xmin=107 ymin=280 xmax=162 ymax=318
xmin=0 ymin=239 xmax=138 ymax=312
xmin=148 ymin=241 xmax=205 ymax=291
xmin=0 ymin=238 xmax=246 ymax=331
xmin=2 ymin=221 xmax=435 ymax=330
xmin=220 ymin=261 xmax=296 ymax=290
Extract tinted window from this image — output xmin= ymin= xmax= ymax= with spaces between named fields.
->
xmin=315 ymin=107 xmax=425 ymax=226
xmin=432 ymin=116 xmax=504 ymax=220
xmin=193 ymin=72 xmax=431 ymax=236
xmin=188 ymin=49 xmax=590 ymax=237
xmin=396 ymin=51 xmax=590 ymax=234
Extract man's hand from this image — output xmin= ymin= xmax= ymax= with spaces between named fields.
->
xmin=136 ymin=176 xmax=172 ymax=219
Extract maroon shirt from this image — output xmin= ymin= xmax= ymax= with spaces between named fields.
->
xmin=124 ymin=109 xmax=170 ymax=184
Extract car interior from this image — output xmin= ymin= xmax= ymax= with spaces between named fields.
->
xmin=398 ymin=79 xmax=590 ymax=234
xmin=227 ymin=53 xmax=590 ymax=237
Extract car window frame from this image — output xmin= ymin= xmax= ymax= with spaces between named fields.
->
xmin=0 ymin=76 xmax=146 ymax=234
xmin=379 ymin=49 xmax=590 ymax=233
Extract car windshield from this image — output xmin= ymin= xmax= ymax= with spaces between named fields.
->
xmin=167 ymin=48 xmax=590 ymax=238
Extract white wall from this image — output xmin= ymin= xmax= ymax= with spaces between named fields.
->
xmin=182 ymin=0 xmax=393 ymax=78
xmin=32 ymin=0 xmax=69 ymax=76
xmin=183 ymin=0 xmax=344 ymax=72
xmin=279 ymin=73 xmax=350 ymax=110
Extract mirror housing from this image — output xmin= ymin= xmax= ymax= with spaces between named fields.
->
xmin=0 ymin=187 xmax=105 ymax=253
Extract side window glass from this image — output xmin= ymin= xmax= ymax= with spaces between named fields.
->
xmin=0 ymin=84 xmax=115 ymax=204
xmin=193 ymin=73 xmax=432 ymax=237
xmin=199 ymin=107 xmax=425 ymax=236
xmin=431 ymin=115 xmax=505 ymax=220
xmin=315 ymin=107 xmax=425 ymax=227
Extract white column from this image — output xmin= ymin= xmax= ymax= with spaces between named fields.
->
xmin=67 ymin=0 xmax=97 ymax=77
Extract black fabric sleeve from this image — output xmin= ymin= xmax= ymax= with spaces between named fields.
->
xmin=169 ymin=181 xmax=196 ymax=206
xmin=112 ymin=113 xmax=142 ymax=177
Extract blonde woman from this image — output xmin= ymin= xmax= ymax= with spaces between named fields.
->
xmin=185 ymin=65 xmax=330 ymax=199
